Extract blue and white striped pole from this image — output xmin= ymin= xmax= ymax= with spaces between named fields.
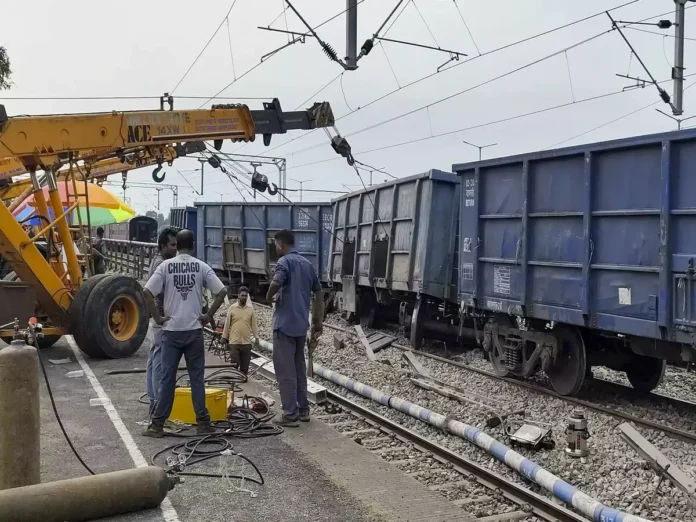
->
xmin=311 ymin=363 xmax=652 ymax=522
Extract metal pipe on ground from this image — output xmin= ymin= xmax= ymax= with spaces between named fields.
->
xmin=255 ymin=333 xmax=650 ymax=522
xmin=0 ymin=467 xmax=177 ymax=522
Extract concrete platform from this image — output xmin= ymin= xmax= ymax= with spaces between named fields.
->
xmin=19 ymin=334 xmax=467 ymax=522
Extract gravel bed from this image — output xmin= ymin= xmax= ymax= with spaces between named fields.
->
xmin=245 ymin=303 xmax=696 ymax=522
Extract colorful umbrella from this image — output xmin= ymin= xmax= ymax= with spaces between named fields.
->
xmin=12 ymin=183 xmax=135 ymax=227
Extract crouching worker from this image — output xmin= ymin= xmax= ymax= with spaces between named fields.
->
xmin=142 ymin=229 xmax=227 ymax=438
xmin=221 ymin=286 xmax=259 ymax=376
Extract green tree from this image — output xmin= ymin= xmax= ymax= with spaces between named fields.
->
xmin=0 ymin=47 xmax=12 ymax=90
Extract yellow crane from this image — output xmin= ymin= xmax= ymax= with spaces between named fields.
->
xmin=0 ymin=99 xmax=335 ymax=357
xmin=0 ymin=142 xmax=204 ymax=203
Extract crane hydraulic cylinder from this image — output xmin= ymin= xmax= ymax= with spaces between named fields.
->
xmin=0 ymin=466 xmax=178 ymax=522
xmin=0 ymin=339 xmax=40 ymax=490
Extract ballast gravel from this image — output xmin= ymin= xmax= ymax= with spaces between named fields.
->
xmin=232 ymin=304 xmax=696 ymax=522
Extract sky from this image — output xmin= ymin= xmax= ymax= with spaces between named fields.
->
xmin=2 ymin=0 xmax=696 ymax=217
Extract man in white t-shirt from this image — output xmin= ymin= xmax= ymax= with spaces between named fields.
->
xmin=142 ymin=229 xmax=227 ymax=437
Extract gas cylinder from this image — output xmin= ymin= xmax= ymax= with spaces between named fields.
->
xmin=0 ymin=339 xmax=40 ymax=490
xmin=565 ymin=408 xmax=590 ymax=457
xmin=0 ymin=466 xmax=178 ymax=522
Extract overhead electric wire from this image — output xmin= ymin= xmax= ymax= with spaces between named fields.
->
xmin=170 ymin=1 xmax=239 ymax=94
xmin=626 ymin=26 xmax=696 ymax=42
xmin=284 ymin=28 xmax=614 ymax=159
xmin=546 ymin=79 xmax=696 ymax=150
xmin=453 ymin=0 xmax=481 ymax=56
xmin=0 ymin=95 xmax=272 ymax=101
xmin=285 ymin=72 xmax=696 ymax=172
xmin=259 ymin=0 xmax=644 ymax=157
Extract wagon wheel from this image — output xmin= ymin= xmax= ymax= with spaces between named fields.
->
xmin=625 ymin=354 xmax=666 ymax=393
xmin=546 ymin=326 xmax=587 ymax=396
xmin=488 ymin=336 xmax=510 ymax=377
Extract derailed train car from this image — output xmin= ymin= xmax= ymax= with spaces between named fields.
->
xmin=194 ymin=201 xmax=333 ymax=297
xmin=454 ymin=127 xmax=696 ymax=395
xmin=328 ymin=170 xmax=468 ymax=349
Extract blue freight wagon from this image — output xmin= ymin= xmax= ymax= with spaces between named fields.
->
xmin=454 ymin=128 xmax=696 ymax=396
xmin=329 ymin=170 xmax=465 ymax=348
xmin=169 ymin=206 xmax=198 ymax=256
xmin=195 ymin=201 xmax=333 ymax=296
xmin=169 ymin=206 xmax=197 ymax=232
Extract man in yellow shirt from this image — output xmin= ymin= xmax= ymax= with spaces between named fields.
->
xmin=221 ymin=286 xmax=259 ymax=375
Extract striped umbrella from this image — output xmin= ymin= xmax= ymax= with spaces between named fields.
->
xmin=12 ymin=183 xmax=135 ymax=227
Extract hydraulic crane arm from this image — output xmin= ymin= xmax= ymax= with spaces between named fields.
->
xmin=0 ymin=98 xmax=338 ymax=324
xmin=0 ymin=100 xmax=334 ymax=173
xmin=0 ymin=142 xmax=205 ymax=202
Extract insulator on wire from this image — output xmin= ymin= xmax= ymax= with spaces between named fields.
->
xmin=361 ymin=39 xmax=374 ymax=56
xmin=322 ymin=42 xmax=339 ymax=62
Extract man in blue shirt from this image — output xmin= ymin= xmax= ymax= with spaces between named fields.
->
xmin=266 ymin=229 xmax=323 ymax=427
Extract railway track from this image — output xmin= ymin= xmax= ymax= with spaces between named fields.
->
xmin=319 ymin=390 xmax=585 ymax=522
xmin=315 ymin=320 xmax=696 ymax=445
xmin=201 ymin=325 xmax=583 ymax=521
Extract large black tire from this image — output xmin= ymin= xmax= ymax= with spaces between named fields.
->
xmin=81 ymin=275 xmax=148 ymax=359
xmin=69 ymin=274 xmax=110 ymax=357
xmin=625 ymin=355 xmax=666 ymax=393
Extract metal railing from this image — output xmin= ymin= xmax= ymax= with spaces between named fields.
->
xmin=100 ymin=239 xmax=157 ymax=280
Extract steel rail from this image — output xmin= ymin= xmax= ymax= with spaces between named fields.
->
xmin=325 ymin=390 xmax=588 ymax=522
xmin=318 ymin=321 xmax=696 ymax=444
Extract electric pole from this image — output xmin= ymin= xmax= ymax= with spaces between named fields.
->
xmin=655 ymin=108 xmax=696 ymax=129
xmin=345 ymin=0 xmax=358 ymax=70
xmin=673 ymin=0 xmax=689 ymax=115
xmin=462 ymin=140 xmax=498 ymax=160
xmin=291 ymin=178 xmax=312 ymax=202
xmin=155 ymin=187 xmax=163 ymax=210
xmin=198 ymin=158 xmax=206 ymax=196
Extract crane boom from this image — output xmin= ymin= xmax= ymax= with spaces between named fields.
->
xmin=0 ymin=100 xmax=333 ymax=173
xmin=0 ymin=98 xmax=337 ymax=328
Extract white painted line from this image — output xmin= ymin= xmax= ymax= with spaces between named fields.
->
xmin=67 ymin=336 xmax=181 ymax=522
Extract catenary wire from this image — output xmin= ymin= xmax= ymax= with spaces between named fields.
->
xmin=284 ymin=29 xmax=614 ymax=159
xmin=546 ymin=79 xmax=696 ymax=149
xmin=258 ymin=0 xmax=644 ymax=157
xmin=170 ymin=1 xmax=239 ymax=94
xmin=453 ymin=0 xmax=481 ymax=55
xmin=285 ymin=72 xmax=696 ymax=171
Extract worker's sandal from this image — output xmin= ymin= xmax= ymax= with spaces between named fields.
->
xmin=273 ymin=416 xmax=300 ymax=427
xmin=142 ymin=424 xmax=165 ymax=438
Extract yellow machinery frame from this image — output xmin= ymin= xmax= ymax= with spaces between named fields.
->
xmin=0 ymin=101 xmax=335 ymax=346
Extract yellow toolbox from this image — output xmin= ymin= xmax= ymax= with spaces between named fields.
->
xmin=169 ymin=387 xmax=230 ymax=425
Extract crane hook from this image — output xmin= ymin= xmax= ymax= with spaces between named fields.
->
xmin=152 ymin=166 xmax=166 ymax=183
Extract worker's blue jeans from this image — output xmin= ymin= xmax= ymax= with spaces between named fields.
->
xmin=146 ymin=328 xmax=163 ymax=417
xmin=272 ymin=329 xmax=309 ymax=421
xmin=151 ymin=329 xmax=210 ymax=427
